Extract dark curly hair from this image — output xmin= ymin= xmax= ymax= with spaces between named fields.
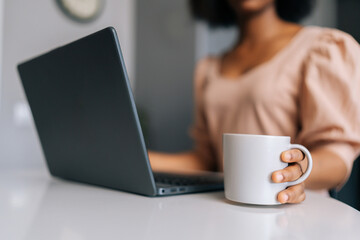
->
xmin=189 ymin=0 xmax=316 ymax=28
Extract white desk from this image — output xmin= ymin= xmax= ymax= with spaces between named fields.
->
xmin=1 ymin=168 xmax=359 ymax=240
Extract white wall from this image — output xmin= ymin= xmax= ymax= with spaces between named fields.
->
xmin=0 ymin=0 xmax=136 ymax=168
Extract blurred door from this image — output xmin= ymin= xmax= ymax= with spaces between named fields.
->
xmin=135 ymin=0 xmax=196 ymax=152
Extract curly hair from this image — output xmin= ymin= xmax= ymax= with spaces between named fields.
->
xmin=189 ymin=0 xmax=316 ymax=28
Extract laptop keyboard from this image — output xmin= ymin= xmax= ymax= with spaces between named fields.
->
xmin=154 ymin=172 xmax=223 ymax=186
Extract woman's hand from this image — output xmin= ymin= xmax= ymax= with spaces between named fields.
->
xmin=271 ymin=149 xmax=307 ymax=204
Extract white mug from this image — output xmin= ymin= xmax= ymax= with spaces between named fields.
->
xmin=223 ymin=133 xmax=313 ymax=205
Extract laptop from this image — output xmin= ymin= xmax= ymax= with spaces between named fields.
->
xmin=17 ymin=27 xmax=223 ymax=196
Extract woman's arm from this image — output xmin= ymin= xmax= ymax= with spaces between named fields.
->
xmin=305 ymin=148 xmax=347 ymax=190
xmin=274 ymin=29 xmax=360 ymax=203
xmin=148 ymin=151 xmax=214 ymax=173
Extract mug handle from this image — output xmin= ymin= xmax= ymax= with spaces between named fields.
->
xmin=286 ymin=144 xmax=313 ymax=186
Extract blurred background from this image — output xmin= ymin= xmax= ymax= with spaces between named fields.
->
xmin=0 ymin=0 xmax=359 ymax=207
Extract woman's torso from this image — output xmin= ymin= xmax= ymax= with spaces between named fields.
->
xmin=197 ymin=26 xmax=358 ymax=171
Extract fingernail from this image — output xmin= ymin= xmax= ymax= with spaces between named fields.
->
xmin=283 ymin=194 xmax=289 ymax=203
xmin=276 ymin=174 xmax=284 ymax=182
xmin=285 ymin=152 xmax=292 ymax=160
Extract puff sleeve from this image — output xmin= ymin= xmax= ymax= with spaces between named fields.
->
xmin=297 ymin=29 xmax=360 ymax=178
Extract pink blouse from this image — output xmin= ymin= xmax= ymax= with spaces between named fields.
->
xmin=191 ymin=26 xmax=360 ymax=182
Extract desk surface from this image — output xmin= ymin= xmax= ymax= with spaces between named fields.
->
xmin=1 ymin=168 xmax=359 ymax=240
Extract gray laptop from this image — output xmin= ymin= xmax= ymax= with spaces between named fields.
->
xmin=17 ymin=27 xmax=223 ymax=196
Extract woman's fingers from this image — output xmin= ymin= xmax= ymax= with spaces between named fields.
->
xmin=277 ymin=183 xmax=306 ymax=204
xmin=272 ymin=148 xmax=308 ymax=183
xmin=272 ymin=163 xmax=303 ymax=183
xmin=272 ymin=149 xmax=307 ymax=204
xmin=281 ymin=149 xmax=305 ymax=163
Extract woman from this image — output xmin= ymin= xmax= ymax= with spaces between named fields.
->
xmin=150 ymin=0 xmax=360 ymax=204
